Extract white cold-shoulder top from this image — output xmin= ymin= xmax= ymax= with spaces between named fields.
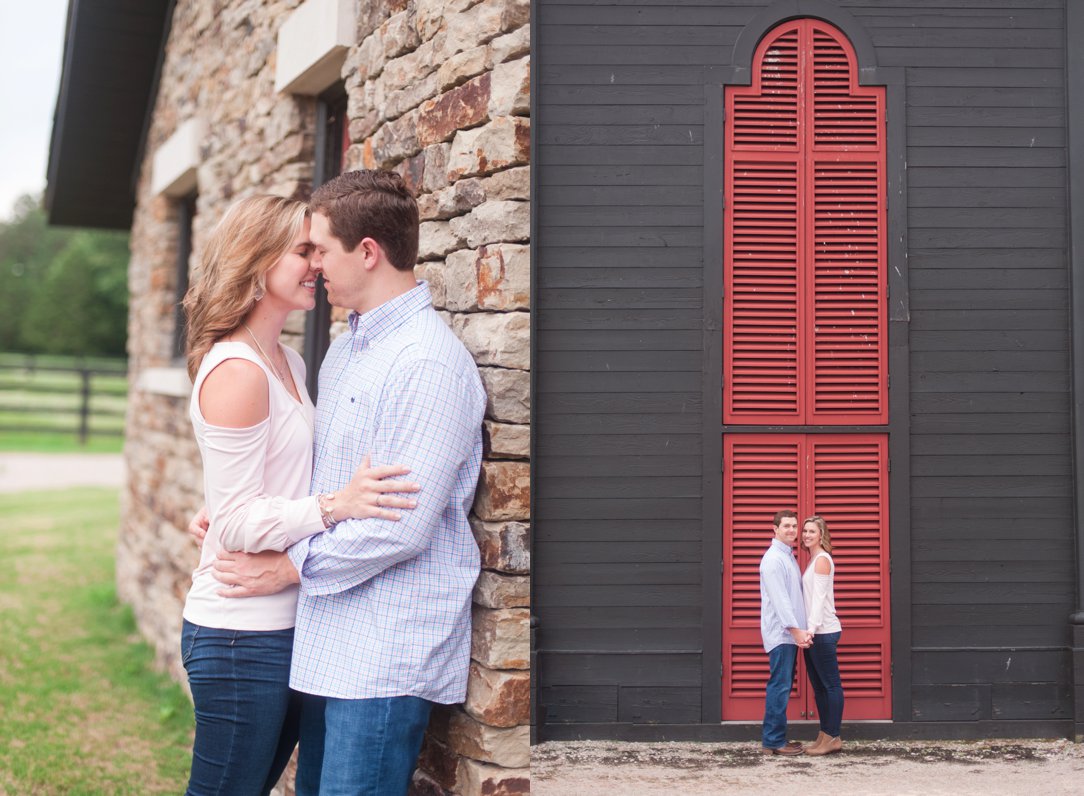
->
xmin=802 ymin=551 xmax=842 ymax=635
xmin=182 ymin=341 xmax=324 ymax=631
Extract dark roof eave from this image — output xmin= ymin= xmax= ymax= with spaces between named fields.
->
xmin=46 ymin=0 xmax=173 ymax=229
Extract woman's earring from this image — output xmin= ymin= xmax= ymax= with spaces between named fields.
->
xmin=254 ymin=287 xmax=265 ymax=301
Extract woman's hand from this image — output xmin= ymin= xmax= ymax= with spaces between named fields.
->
xmin=328 ymin=455 xmax=420 ymax=523
xmin=188 ymin=505 xmax=210 ymax=547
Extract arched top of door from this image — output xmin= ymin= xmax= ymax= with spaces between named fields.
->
xmin=730 ymin=0 xmax=878 ymax=86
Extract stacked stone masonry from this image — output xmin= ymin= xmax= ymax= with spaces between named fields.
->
xmin=119 ymin=2 xmax=529 ymax=794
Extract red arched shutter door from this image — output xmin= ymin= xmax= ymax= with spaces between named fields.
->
xmin=724 ymin=19 xmax=887 ymax=425
xmin=721 ymin=17 xmax=891 ymax=722
xmin=722 ymin=435 xmax=892 ymax=720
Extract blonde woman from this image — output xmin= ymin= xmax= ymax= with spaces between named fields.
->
xmin=801 ymin=515 xmax=844 ymax=755
xmin=180 ymin=195 xmax=417 ymax=795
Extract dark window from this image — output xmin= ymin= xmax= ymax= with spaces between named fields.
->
xmin=303 ymin=82 xmax=348 ymax=399
xmin=172 ymin=192 xmax=197 ymax=362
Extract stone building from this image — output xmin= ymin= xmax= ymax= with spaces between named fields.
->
xmin=47 ymin=1 xmax=530 ymax=792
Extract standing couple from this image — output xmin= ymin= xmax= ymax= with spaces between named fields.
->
xmin=758 ymin=510 xmax=845 ymax=756
xmin=179 ymin=171 xmax=486 ymax=795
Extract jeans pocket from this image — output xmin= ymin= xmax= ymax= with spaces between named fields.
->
xmin=181 ymin=622 xmax=200 ymax=667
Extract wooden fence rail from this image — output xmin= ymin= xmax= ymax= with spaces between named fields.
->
xmin=0 ymin=356 xmax=128 ymax=444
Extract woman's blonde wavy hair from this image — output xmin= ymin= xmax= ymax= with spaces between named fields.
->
xmin=802 ymin=515 xmax=833 ymax=554
xmin=183 ymin=195 xmax=309 ymax=379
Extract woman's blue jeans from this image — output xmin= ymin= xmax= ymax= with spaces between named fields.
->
xmin=181 ymin=619 xmax=301 ymax=796
xmin=804 ymin=631 xmax=844 ymax=737
xmin=762 ymin=642 xmax=797 ymax=749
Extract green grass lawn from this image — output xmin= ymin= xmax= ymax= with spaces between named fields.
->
xmin=0 ymin=488 xmax=193 ymax=794
xmin=0 ymin=432 xmax=125 ymax=453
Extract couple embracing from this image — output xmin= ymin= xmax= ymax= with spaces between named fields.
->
xmin=179 ymin=170 xmax=486 ymax=795
xmin=758 ymin=509 xmax=845 ymax=756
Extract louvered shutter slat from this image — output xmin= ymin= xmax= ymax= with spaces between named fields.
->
xmin=727 ymin=157 xmax=801 ymax=420
xmin=811 ymin=157 xmax=886 ymax=421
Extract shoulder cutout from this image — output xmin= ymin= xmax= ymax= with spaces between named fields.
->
xmin=199 ymin=357 xmax=270 ymax=428
xmin=814 ymin=555 xmax=831 ymax=575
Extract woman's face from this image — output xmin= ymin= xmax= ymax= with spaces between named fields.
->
xmin=263 ymin=218 xmax=317 ymax=312
xmin=801 ymin=522 xmax=821 ymax=550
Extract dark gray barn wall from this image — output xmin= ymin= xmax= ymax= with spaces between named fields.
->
xmin=881 ymin=0 xmax=1073 ymax=724
xmin=534 ymin=0 xmax=1075 ymax=734
xmin=534 ymin=0 xmax=728 ymax=729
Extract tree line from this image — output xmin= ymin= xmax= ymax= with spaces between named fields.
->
xmin=0 ymin=195 xmax=129 ymax=358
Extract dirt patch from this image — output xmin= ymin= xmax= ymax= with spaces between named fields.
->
xmin=532 ymin=739 xmax=1084 ymax=795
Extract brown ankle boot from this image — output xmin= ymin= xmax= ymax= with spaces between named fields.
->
xmin=805 ymin=736 xmax=842 ymax=756
xmin=804 ymin=731 xmax=830 ymax=754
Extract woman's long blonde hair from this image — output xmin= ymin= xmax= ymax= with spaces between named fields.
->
xmin=802 ymin=515 xmax=833 ymax=554
xmin=183 ymin=195 xmax=309 ymax=379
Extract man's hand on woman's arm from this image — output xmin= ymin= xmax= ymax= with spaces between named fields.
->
xmin=213 ymin=550 xmax=300 ymax=597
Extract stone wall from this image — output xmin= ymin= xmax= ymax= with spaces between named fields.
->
xmin=119 ymin=1 xmax=530 ymax=793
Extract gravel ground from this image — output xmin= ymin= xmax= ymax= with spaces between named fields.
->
xmin=532 ymin=739 xmax=1084 ymax=795
xmin=0 ymin=452 xmax=125 ymax=493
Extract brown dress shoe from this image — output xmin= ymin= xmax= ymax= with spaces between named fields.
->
xmin=804 ymin=736 xmax=842 ymax=756
xmin=761 ymin=743 xmax=804 ymax=756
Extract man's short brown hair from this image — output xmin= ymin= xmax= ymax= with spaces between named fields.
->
xmin=309 ymin=170 xmax=419 ymax=270
xmin=772 ymin=509 xmax=798 ymax=526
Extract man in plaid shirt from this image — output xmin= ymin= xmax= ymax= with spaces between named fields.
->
xmin=214 ymin=170 xmax=485 ymax=795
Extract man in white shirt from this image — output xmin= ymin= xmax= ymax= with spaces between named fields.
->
xmin=758 ymin=509 xmax=812 ymax=755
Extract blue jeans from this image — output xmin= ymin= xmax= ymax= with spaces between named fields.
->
xmin=181 ymin=620 xmax=300 ymax=796
xmin=295 ymin=693 xmax=434 ymax=796
xmin=804 ymin=631 xmax=844 ymax=737
xmin=762 ymin=643 xmax=797 ymax=749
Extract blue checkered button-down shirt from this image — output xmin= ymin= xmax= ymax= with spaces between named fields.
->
xmin=286 ymin=282 xmax=486 ymax=702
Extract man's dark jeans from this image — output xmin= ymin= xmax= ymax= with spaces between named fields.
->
xmin=762 ymin=642 xmax=797 ymax=749
xmin=295 ymin=693 xmax=433 ymax=796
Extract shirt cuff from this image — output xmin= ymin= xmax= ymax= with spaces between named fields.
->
xmin=287 ymin=536 xmax=312 ymax=576
xmin=284 ymin=496 xmax=326 ymax=546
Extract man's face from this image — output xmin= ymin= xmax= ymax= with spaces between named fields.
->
xmin=309 ymin=211 xmax=367 ymax=311
xmin=773 ymin=516 xmax=799 ymax=546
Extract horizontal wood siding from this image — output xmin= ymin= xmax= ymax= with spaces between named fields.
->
xmin=536 ymin=0 xmax=745 ymax=728
xmin=855 ymin=0 xmax=1074 ymax=723
xmin=536 ymin=0 xmax=1074 ymax=731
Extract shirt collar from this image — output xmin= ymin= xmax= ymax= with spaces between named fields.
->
xmin=348 ymin=281 xmax=432 ymax=346
xmin=771 ymin=538 xmax=795 ymax=555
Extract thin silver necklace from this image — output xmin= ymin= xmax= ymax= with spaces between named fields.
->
xmin=242 ymin=323 xmax=288 ymax=385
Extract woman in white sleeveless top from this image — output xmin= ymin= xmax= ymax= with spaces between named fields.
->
xmin=179 ymin=195 xmax=418 ymax=795
xmin=801 ymin=515 xmax=844 ymax=755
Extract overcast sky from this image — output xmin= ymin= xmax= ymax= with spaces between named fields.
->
xmin=0 ymin=1 xmax=68 ymax=221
